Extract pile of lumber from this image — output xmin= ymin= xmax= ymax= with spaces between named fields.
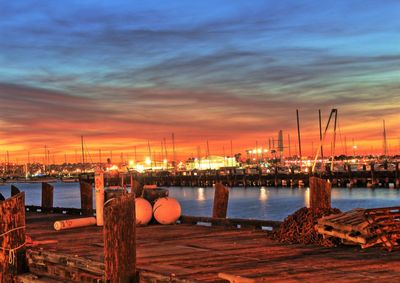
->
xmin=316 ymin=206 xmax=400 ymax=251
xmin=273 ymin=207 xmax=342 ymax=247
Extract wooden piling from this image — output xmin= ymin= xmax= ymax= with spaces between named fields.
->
xmin=0 ymin=192 xmax=26 ymax=282
xmin=11 ymin=185 xmax=20 ymax=197
xmin=130 ymin=175 xmax=143 ymax=197
xmin=41 ymin=182 xmax=54 ymax=210
xmin=0 ymin=193 xmax=5 ymax=201
xmin=104 ymin=193 xmax=136 ymax=282
xmin=309 ymin=177 xmax=331 ymax=209
xmin=79 ymin=181 xmax=93 ymax=215
xmin=212 ymin=183 xmax=229 ymax=218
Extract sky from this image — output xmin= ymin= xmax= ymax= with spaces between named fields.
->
xmin=1 ymin=0 xmax=400 ymax=163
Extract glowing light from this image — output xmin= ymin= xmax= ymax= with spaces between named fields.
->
xmin=145 ymin=157 xmax=151 ymax=166
xmin=163 ymin=159 xmax=168 ymax=164
xmin=129 ymin=160 xmax=134 ymax=166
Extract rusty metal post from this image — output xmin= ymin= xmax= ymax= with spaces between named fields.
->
xmin=212 ymin=183 xmax=229 ymax=218
xmin=104 ymin=193 xmax=136 ymax=282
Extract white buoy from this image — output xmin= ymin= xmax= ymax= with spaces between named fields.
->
xmin=135 ymin=197 xmax=153 ymax=225
xmin=153 ymin=197 xmax=181 ymax=225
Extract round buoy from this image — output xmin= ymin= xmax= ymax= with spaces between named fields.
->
xmin=135 ymin=197 xmax=153 ymax=225
xmin=153 ymin=197 xmax=181 ymax=225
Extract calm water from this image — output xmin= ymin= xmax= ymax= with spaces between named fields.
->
xmin=1 ymin=182 xmax=400 ymax=221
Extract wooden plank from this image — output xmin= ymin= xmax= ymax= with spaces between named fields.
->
xmin=309 ymin=177 xmax=331 ymax=209
xmin=79 ymin=181 xmax=93 ymax=215
xmin=180 ymin=215 xmax=281 ymax=230
xmin=104 ymin=193 xmax=136 ymax=282
xmin=41 ymin=183 xmax=54 ymax=210
xmin=0 ymin=192 xmax=26 ymax=282
xmin=212 ymin=183 xmax=229 ymax=218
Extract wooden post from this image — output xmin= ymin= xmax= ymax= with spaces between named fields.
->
xmin=0 ymin=193 xmax=5 ymax=201
xmin=309 ymin=177 xmax=331 ymax=209
xmin=130 ymin=174 xmax=143 ymax=197
xmin=41 ymin=182 xmax=54 ymax=210
xmin=95 ymin=171 xmax=105 ymax=226
xmin=11 ymin=185 xmax=20 ymax=197
xmin=212 ymin=183 xmax=229 ymax=218
xmin=104 ymin=194 xmax=136 ymax=282
xmin=79 ymin=181 xmax=93 ymax=215
xmin=0 ymin=192 xmax=26 ymax=282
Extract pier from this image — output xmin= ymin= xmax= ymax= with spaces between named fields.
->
xmin=80 ymin=165 xmax=400 ymax=189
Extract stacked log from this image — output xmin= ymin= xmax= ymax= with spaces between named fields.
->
xmin=273 ymin=207 xmax=341 ymax=247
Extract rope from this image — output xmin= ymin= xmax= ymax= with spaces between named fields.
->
xmin=0 ymin=225 xmax=26 ymax=266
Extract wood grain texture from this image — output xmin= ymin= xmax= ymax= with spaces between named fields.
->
xmin=0 ymin=192 xmax=26 ymax=282
xmin=41 ymin=183 xmax=54 ymax=209
xmin=309 ymin=177 xmax=331 ymax=209
xmin=23 ymin=212 xmax=400 ymax=282
xmin=104 ymin=193 xmax=136 ymax=282
xmin=79 ymin=181 xmax=93 ymax=215
xmin=212 ymin=183 xmax=229 ymax=218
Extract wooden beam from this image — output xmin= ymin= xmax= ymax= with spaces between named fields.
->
xmin=79 ymin=181 xmax=93 ymax=215
xmin=11 ymin=185 xmax=21 ymax=197
xmin=104 ymin=193 xmax=136 ymax=282
xmin=41 ymin=183 xmax=54 ymax=210
xmin=0 ymin=192 xmax=26 ymax=282
xmin=212 ymin=182 xmax=229 ymax=218
xmin=309 ymin=177 xmax=331 ymax=209
xmin=130 ymin=175 xmax=143 ymax=197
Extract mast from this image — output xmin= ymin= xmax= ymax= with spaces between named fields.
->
xmin=319 ymin=109 xmax=324 ymax=159
xmin=296 ymin=109 xmax=302 ymax=168
xmin=383 ymin=119 xmax=388 ymax=156
xmin=288 ymin=134 xmax=291 ymax=157
xmin=81 ymin=136 xmax=85 ymax=164
xmin=172 ymin=133 xmax=176 ymax=170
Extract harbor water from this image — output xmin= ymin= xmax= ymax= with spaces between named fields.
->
xmin=1 ymin=182 xmax=400 ymax=221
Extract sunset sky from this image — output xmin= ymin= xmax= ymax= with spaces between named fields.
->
xmin=1 ymin=1 xmax=400 ymax=163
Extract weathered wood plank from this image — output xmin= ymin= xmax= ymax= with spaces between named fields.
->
xmin=212 ymin=182 xmax=229 ymax=218
xmin=104 ymin=193 xmax=136 ymax=282
xmin=79 ymin=181 xmax=93 ymax=215
xmin=309 ymin=177 xmax=331 ymax=209
xmin=41 ymin=183 xmax=54 ymax=209
xmin=0 ymin=192 xmax=26 ymax=282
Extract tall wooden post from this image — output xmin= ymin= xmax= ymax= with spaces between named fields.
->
xmin=309 ymin=177 xmax=331 ymax=209
xmin=104 ymin=194 xmax=136 ymax=282
xmin=41 ymin=182 xmax=54 ymax=210
xmin=11 ymin=185 xmax=20 ymax=197
xmin=0 ymin=192 xmax=26 ymax=282
xmin=130 ymin=174 xmax=143 ymax=197
xmin=79 ymin=181 xmax=93 ymax=215
xmin=212 ymin=183 xmax=229 ymax=218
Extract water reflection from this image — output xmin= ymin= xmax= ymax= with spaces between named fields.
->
xmin=259 ymin=187 xmax=268 ymax=201
xmin=304 ymin=188 xmax=310 ymax=208
xmin=2 ymin=183 xmax=400 ymax=221
xmin=197 ymin=187 xmax=205 ymax=201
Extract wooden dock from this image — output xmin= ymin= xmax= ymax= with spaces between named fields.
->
xmin=21 ymin=212 xmax=400 ymax=282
